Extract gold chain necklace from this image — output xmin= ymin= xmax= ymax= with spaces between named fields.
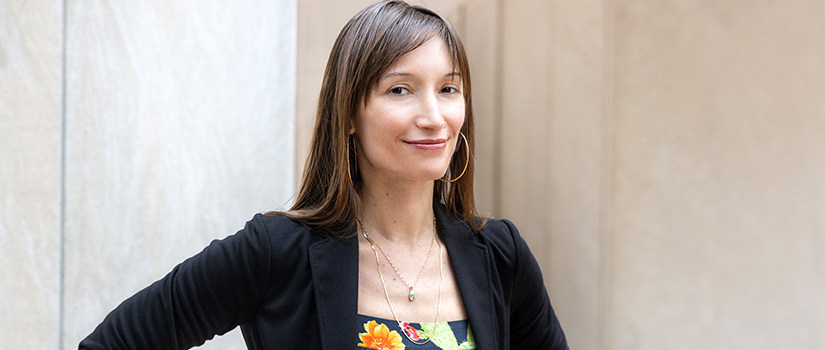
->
xmin=360 ymin=218 xmax=443 ymax=346
xmin=362 ymin=217 xmax=437 ymax=302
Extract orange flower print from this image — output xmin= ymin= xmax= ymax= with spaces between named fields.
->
xmin=357 ymin=320 xmax=406 ymax=350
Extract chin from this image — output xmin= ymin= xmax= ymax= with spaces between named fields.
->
xmin=398 ymin=168 xmax=449 ymax=183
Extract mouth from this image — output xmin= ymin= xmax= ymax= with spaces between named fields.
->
xmin=404 ymin=138 xmax=448 ymax=150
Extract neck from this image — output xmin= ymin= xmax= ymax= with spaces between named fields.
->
xmin=358 ymin=178 xmax=435 ymax=246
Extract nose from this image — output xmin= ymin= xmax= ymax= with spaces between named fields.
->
xmin=415 ymin=93 xmax=446 ymax=130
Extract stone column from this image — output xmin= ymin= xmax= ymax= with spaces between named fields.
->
xmin=0 ymin=1 xmax=296 ymax=349
xmin=0 ymin=1 xmax=63 ymax=348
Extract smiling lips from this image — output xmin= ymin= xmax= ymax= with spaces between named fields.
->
xmin=405 ymin=138 xmax=448 ymax=150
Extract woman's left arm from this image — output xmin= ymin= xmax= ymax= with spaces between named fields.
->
xmin=503 ymin=220 xmax=569 ymax=350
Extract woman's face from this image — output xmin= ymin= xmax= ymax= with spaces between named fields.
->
xmin=353 ymin=37 xmax=465 ymax=186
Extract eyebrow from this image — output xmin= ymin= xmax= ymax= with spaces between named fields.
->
xmin=382 ymin=71 xmax=462 ymax=79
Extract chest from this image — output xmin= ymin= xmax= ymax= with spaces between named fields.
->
xmin=250 ymin=229 xmax=508 ymax=349
xmin=356 ymin=238 xmax=468 ymax=323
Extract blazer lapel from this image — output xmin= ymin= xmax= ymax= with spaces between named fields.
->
xmin=435 ymin=205 xmax=498 ymax=348
xmin=309 ymin=233 xmax=359 ymax=349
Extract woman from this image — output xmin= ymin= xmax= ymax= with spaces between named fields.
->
xmin=80 ymin=1 xmax=567 ymax=349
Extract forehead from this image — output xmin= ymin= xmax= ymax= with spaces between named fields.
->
xmin=383 ymin=37 xmax=458 ymax=75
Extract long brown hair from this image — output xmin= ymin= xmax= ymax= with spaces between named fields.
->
xmin=274 ymin=0 xmax=484 ymax=236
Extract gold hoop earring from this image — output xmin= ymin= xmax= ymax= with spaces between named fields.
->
xmin=440 ymin=132 xmax=469 ymax=183
xmin=346 ymin=135 xmax=356 ymax=187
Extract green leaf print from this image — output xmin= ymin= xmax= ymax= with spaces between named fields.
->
xmin=419 ymin=323 xmax=475 ymax=350
xmin=458 ymin=326 xmax=475 ymax=349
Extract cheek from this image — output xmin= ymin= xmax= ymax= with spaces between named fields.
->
xmin=445 ymin=102 xmax=466 ymax=129
xmin=364 ymin=104 xmax=414 ymax=140
xmin=356 ymin=107 xmax=401 ymax=155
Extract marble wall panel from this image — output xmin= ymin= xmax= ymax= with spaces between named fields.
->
xmin=610 ymin=0 xmax=825 ymax=348
xmin=0 ymin=1 xmax=62 ymax=348
xmin=63 ymin=1 xmax=296 ymax=348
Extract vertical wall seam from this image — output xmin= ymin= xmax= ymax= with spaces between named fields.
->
xmin=545 ymin=0 xmax=556 ymax=267
xmin=59 ymin=0 xmax=68 ymax=348
xmin=292 ymin=0 xmax=301 ymax=193
xmin=492 ymin=0 xmax=504 ymax=217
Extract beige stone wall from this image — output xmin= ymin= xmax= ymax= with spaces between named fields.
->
xmin=497 ymin=1 xmax=608 ymax=348
xmin=608 ymin=1 xmax=825 ymax=348
xmin=1 ymin=1 xmax=296 ymax=349
xmin=500 ymin=0 xmax=825 ymax=348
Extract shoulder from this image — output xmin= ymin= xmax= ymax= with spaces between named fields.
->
xmin=474 ymin=218 xmax=547 ymax=288
xmin=225 ymin=214 xmax=329 ymax=266
xmin=196 ymin=214 xmax=319 ymax=265
xmin=248 ymin=213 xmax=311 ymax=234
xmin=227 ymin=214 xmax=337 ymax=286
xmin=474 ymin=217 xmax=525 ymax=258
xmin=244 ymin=213 xmax=326 ymax=243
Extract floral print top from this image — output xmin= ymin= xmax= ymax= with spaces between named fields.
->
xmin=357 ymin=315 xmax=476 ymax=350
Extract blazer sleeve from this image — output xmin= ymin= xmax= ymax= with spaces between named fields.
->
xmin=503 ymin=219 xmax=569 ymax=350
xmin=78 ymin=214 xmax=273 ymax=350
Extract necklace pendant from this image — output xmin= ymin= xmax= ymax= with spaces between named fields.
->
xmin=408 ymin=288 xmax=415 ymax=302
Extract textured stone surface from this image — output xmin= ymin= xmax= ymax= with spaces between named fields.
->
xmin=543 ymin=0 xmax=608 ymax=348
xmin=610 ymin=0 xmax=825 ymax=348
xmin=0 ymin=1 xmax=63 ymax=348
xmin=497 ymin=1 xmax=608 ymax=348
xmin=62 ymin=1 xmax=296 ymax=348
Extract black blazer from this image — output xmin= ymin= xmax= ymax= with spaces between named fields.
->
xmin=80 ymin=204 xmax=568 ymax=349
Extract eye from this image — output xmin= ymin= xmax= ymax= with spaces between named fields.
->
xmin=389 ymin=86 xmax=411 ymax=95
xmin=441 ymin=85 xmax=460 ymax=94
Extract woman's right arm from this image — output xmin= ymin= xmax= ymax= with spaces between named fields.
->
xmin=79 ymin=214 xmax=274 ymax=349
